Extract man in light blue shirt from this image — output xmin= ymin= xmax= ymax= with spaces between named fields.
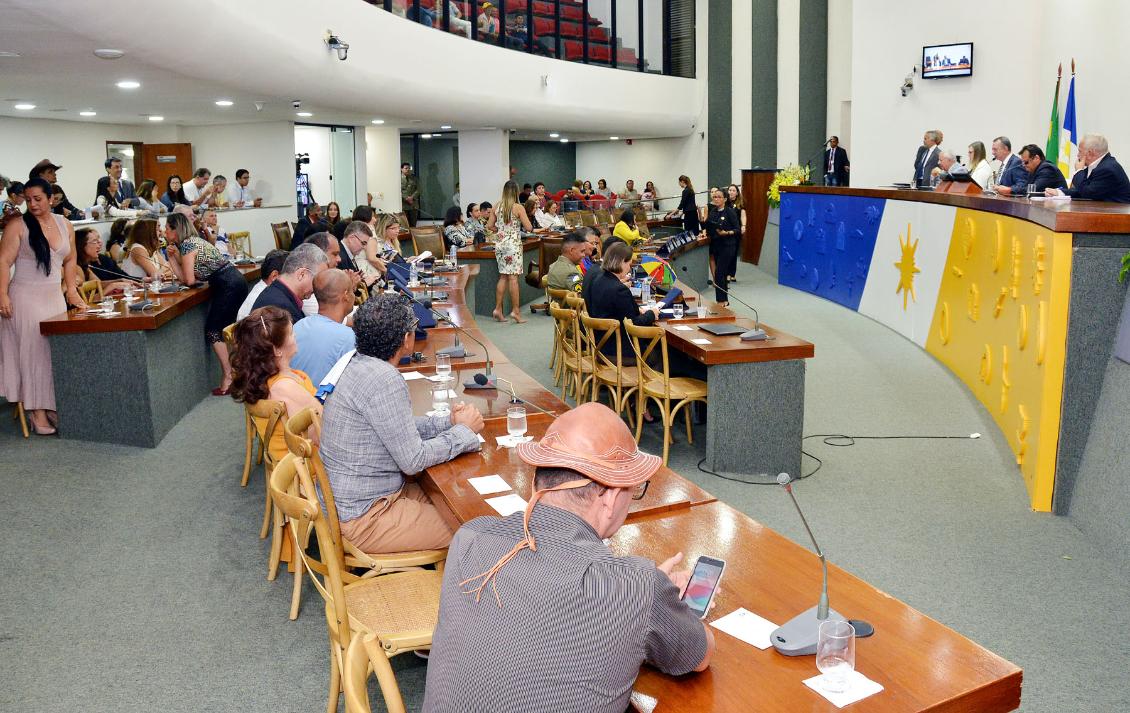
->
xmin=291 ymin=268 xmax=356 ymax=385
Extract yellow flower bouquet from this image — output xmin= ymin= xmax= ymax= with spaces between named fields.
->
xmin=766 ymin=164 xmax=811 ymax=208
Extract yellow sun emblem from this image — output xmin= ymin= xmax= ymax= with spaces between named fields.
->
xmin=894 ymin=223 xmax=921 ymax=310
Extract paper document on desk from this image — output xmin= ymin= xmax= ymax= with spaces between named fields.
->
xmin=691 ymin=338 xmax=712 ymax=345
xmin=496 ymin=435 xmax=533 ymax=448
xmin=468 ymin=474 xmax=512 ymax=495
xmin=710 ymin=608 xmax=778 ymax=649
xmin=802 ymin=671 xmax=884 ymax=708
xmin=674 ymin=325 xmax=695 ymax=331
xmin=485 ymin=493 xmax=527 ymax=516
xmin=401 ymin=371 xmax=427 ymax=381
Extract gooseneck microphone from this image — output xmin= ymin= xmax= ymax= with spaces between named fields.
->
xmin=681 ymin=265 xmax=768 ymax=341
xmin=769 ymin=472 xmax=843 ymax=656
xmin=393 ymin=284 xmax=500 ymax=380
xmin=474 ymin=373 xmax=558 ymax=417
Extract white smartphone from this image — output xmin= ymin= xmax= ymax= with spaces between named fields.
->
xmin=681 ymin=555 xmax=726 ymax=620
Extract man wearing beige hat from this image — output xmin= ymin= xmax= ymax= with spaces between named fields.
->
xmin=422 ymin=402 xmax=714 ymax=713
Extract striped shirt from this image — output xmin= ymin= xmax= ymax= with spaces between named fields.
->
xmin=422 ymin=505 xmax=708 ymax=713
xmin=320 ymin=353 xmax=480 ymax=522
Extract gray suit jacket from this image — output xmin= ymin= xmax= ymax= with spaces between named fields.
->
xmin=914 ymin=146 xmax=941 ymax=187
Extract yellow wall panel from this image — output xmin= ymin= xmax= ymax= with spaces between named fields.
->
xmin=925 ymin=210 xmax=1072 ymax=511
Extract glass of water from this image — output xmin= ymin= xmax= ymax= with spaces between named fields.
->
xmin=816 ymin=619 xmax=856 ymax=693
xmin=506 ymin=406 xmax=527 ymax=439
xmin=672 ymin=303 xmax=685 ymax=319
xmin=100 ymin=296 xmax=115 ymax=314
xmin=1027 ymin=183 xmax=1036 ymax=197
xmin=435 ymin=353 xmax=452 ymax=381
xmin=696 ymin=305 xmax=707 ymax=319
xmin=431 ymin=384 xmax=450 ymax=416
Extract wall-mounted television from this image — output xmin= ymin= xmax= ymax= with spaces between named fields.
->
xmin=922 ymin=42 xmax=973 ymax=78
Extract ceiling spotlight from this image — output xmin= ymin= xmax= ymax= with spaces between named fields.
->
xmin=122 ymin=148 xmax=135 ymax=157
xmin=324 ymin=30 xmax=349 ymax=61
xmin=215 ymin=100 xmax=233 ymax=107
xmin=93 ymin=48 xmax=124 ymax=60
xmin=0 ymin=51 xmax=21 ymax=58
xmin=148 ymin=115 xmax=164 ymax=122
xmin=116 ymin=80 xmax=140 ymax=89
xmin=559 ymin=138 xmax=569 ymax=143
xmin=609 ymin=136 xmax=619 ymax=140
xmin=421 ymin=133 xmax=432 ymax=139
xmin=296 ymin=111 xmax=313 ymax=117
xmin=549 ymin=133 xmax=560 ymax=138
xmin=14 ymin=103 xmax=35 ymax=110
xmin=371 ymin=119 xmax=385 ymax=125
xmin=440 ymin=125 xmax=452 ymax=130
xmin=79 ymin=110 xmax=97 ymax=117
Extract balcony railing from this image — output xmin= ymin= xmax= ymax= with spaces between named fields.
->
xmin=367 ymin=0 xmax=695 ymax=78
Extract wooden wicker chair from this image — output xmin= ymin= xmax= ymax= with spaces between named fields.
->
xmin=270 ymin=453 xmax=442 ymax=713
xmin=79 ymin=280 xmax=103 ymax=303
xmin=546 ymin=287 xmax=571 ymax=384
xmin=581 ymin=313 xmax=639 ymax=429
xmin=12 ymin=402 xmax=29 ymax=439
xmin=247 ymin=399 xmax=288 ymax=582
xmin=410 ymin=227 xmax=444 ymax=257
xmin=281 ymin=408 xmax=446 ymax=622
xmin=549 ymin=303 xmax=593 ymax=403
xmin=579 ymin=212 xmax=597 ymax=227
xmin=271 ymin=222 xmax=293 ymax=251
xmin=594 ymin=208 xmax=612 ymax=225
xmin=342 ymin=632 xmax=410 ymax=713
xmin=227 ymin=230 xmax=252 ymax=258
xmin=623 ymin=320 xmax=709 ymax=465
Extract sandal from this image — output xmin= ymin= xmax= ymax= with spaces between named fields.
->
xmin=492 ymin=310 xmax=506 ymax=322
xmin=510 ymin=313 xmax=528 ymax=324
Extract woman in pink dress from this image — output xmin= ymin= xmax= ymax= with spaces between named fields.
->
xmin=0 ymin=178 xmax=86 ymax=435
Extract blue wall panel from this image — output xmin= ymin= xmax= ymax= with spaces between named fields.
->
xmin=778 ymin=192 xmax=886 ymax=310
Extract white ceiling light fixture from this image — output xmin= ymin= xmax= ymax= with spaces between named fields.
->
xmin=148 ymin=115 xmax=164 ymax=122
xmin=116 ymin=80 xmax=140 ymax=89
xmin=421 ymin=133 xmax=432 ymax=139
xmin=79 ymin=110 xmax=97 ymax=117
xmin=371 ymin=119 xmax=385 ymax=124
xmin=0 ymin=51 xmax=21 ymax=58
xmin=440 ymin=125 xmax=452 ymax=130
xmin=609 ymin=136 xmax=619 ymax=140
xmin=14 ymin=103 xmax=35 ymax=110
xmin=559 ymin=138 xmax=569 ymax=143
xmin=549 ymin=132 xmax=560 ymax=138
xmin=93 ymin=49 xmax=125 ymax=60
xmin=296 ymin=111 xmax=313 ymax=117
xmin=215 ymin=100 xmax=233 ymax=107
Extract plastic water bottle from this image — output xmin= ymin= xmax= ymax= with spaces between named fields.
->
xmin=449 ymin=243 xmax=458 ymax=269
xmin=640 ymin=278 xmax=651 ymax=306
xmin=409 ymin=260 xmax=419 ymax=286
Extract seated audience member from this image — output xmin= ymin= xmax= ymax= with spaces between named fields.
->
xmin=237 ymin=249 xmax=289 ymax=320
xmin=421 ymin=403 xmax=712 ymax=713
xmin=642 ymin=180 xmax=658 ymax=210
xmin=229 ymin=169 xmax=261 ymax=207
xmin=291 ymin=202 xmax=326 ymax=249
xmin=443 ymin=206 xmax=474 ymax=250
xmin=619 ymin=179 xmax=640 ymax=207
xmin=366 ymin=213 xmax=400 ymax=269
xmin=104 ymin=217 xmax=131 ymax=262
xmin=504 ymin=12 xmax=531 ymax=49
xmin=518 ymin=183 xmax=533 ymax=205
xmin=445 ymin=1 xmax=472 ymax=37
xmin=967 ymin=142 xmax=993 ymax=188
xmin=251 ymin=243 xmax=329 ymax=323
xmin=524 ymin=197 xmax=546 ymax=231
xmin=320 ymin=293 xmax=485 ymax=554
xmin=997 ymin=144 xmax=1067 ymax=196
xmin=209 ymin=175 xmax=229 ymax=208
xmin=612 ymin=209 xmax=644 ymax=247
xmin=182 ymin=167 xmax=214 ymax=207
xmin=407 ymin=2 xmax=436 ymax=26
xmin=133 ymin=180 xmax=168 ymax=215
xmin=1045 ymin=134 xmax=1130 ymax=203
xmin=595 ymin=178 xmax=611 ymax=198
xmin=95 ymin=176 xmax=143 ymax=219
xmin=75 ymin=228 xmax=131 ymax=292
xmin=546 ymin=231 xmax=587 ymax=296
xmin=339 ymin=220 xmax=384 ymax=288
xmin=230 ymin=305 xmax=321 ymax=463
xmin=464 ymin=203 xmax=487 ymax=242
xmin=584 ymin=241 xmax=659 ymax=361
xmin=532 ymin=182 xmax=547 ymax=208
xmin=50 ymin=185 xmax=83 ymax=221
xmin=291 ymin=269 xmax=358 ymax=385
xmin=121 ymin=218 xmax=173 ymax=281
xmin=477 ymin=2 xmax=499 ymax=37
xmin=478 ymin=201 xmax=494 ymax=237
xmin=306 ymin=232 xmax=342 ymax=269
xmin=160 ymin=175 xmax=190 ymax=210
xmin=95 ymin=157 xmax=137 ymax=208
xmin=581 ymin=180 xmax=595 ymax=198
xmin=535 ymin=199 xmax=566 ymax=229
xmin=332 ymin=204 xmax=374 ymax=241
xmin=196 ymin=209 xmax=230 ymax=253
xmin=2 ymin=181 xmax=25 ymax=218
xmin=324 ymin=201 xmax=343 ymax=230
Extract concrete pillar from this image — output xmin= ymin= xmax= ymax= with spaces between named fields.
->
xmin=457 ymin=129 xmax=510 ymax=208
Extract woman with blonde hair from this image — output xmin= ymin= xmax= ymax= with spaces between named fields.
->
xmin=968 ymin=141 xmax=993 ymax=188
xmin=486 ymin=180 xmax=531 ymax=323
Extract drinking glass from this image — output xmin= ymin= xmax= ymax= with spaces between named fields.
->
xmin=816 ymin=619 xmax=856 ymax=693
xmin=431 ymin=384 xmax=450 ymax=416
xmin=506 ymin=406 xmax=527 ymax=439
xmin=673 ymin=303 xmax=685 ymax=319
xmin=435 ymin=353 xmax=452 ymax=381
xmin=1027 ymin=182 xmax=1036 ymax=196
xmin=696 ymin=305 xmax=707 ymax=319
xmin=100 ymin=297 xmax=114 ymax=314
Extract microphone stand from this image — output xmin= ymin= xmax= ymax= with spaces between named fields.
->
xmin=682 ymin=265 xmax=768 ymax=340
xmin=394 ymin=284 xmax=499 ymax=388
xmin=395 ymin=284 xmax=466 ymax=358
xmin=492 ymin=375 xmax=558 ymax=417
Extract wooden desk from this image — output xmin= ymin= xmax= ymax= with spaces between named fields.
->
xmin=403 ymin=362 xmax=568 ymax=421
xmin=397 ymin=327 xmax=502 ymax=375
xmin=419 ymin=413 xmax=717 ymax=532
xmin=619 ymin=501 xmax=1022 ymax=712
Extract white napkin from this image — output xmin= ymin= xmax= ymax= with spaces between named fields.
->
xmin=401 ymin=371 xmax=426 ymax=381
xmin=709 ymin=608 xmax=778 ymax=649
xmin=485 ymin=493 xmax=527 ymax=516
xmin=802 ymin=670 xmax=885 ymax=708
xmin=496 ymin=435 xmax=534 ymax=448
xmin=468 ymin=474 xmax=512 ymax=495
xmin=674 ymin=325 xmax=695 ymax=331
xmin=425 ymin=374 xmax=451 ymax=382
xmin=691 ymin=338 xmax=712 ymax=345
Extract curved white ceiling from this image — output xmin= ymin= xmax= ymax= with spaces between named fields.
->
xmin=2 ymin=0 xmax=701 ymax=138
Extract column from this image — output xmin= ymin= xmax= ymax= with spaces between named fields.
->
xmin=365 ymin=125 xmax=404 ymax=213
xmin=457 ymin=130 xmax=510 ymax=209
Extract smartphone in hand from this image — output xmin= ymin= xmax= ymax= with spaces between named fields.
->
xmin=681 ymin=555 xmax=726 ymax=620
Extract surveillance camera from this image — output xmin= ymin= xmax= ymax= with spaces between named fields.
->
xmin=325 ymin=32 xmax=349 ymax=61
xmin=292 ymin=99 xmax=301 ymax=109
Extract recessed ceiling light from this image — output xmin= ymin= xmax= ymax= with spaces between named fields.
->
xmin=0 ymin=51 xmax=20 ymax=58
xmin=371 ymin=119 xmax=385 ymax=124
xmin=215 ymin=100 xmax=233 ymax=107
xmin=14 ymin=103 xmax=35 ymax=110
xmin=421 ymin=133 xmax=432 ymax=139
xmin=93 ymin=49 xmax=125 ymax=60
xmin=116 ymin=80 xmax=140 ymax=89
xmin=559 ymin=138 xmax=569 ymax=143
xmin=549 ymin=133 xmax=560 ymax=138
xmin=79 ymin=110 xmax=97 ymax=117
xmin=148 ymin=115 xmax=164 ymax=122
xmin=609 ymin=136 xmax=619 ymax=140
xmin=296 ymin=111 xmax=313 ymax=117
xmin=440 ymin=125 xmax=452 ymax=130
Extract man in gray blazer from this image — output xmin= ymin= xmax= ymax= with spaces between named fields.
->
xmin=913 ymin=130 xmax=942 ymax=187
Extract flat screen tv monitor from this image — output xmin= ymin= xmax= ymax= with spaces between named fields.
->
xmin=922 ymin=43 xmax=973 ymax=78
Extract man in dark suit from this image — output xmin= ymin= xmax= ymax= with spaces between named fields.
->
xmin=291 ymin=203 xmax=326 ymax=249
xmin=998 ymin=144 xmax=1066 ymax=196
xmin=333 ymin=204 xmax=375 ymax=241
xmin=95 ymin=157 xmax=137 ymax=207
xmin=913 ymin=130 xmax=942 ymax=187
xmin=991 ymin=136 xmax=1027 ymax=192
xmin=1046 ymin=134 xmax=1130 ymax=203
xmin=823 ymin=136 xmax=850 ymax=186
xmin=251 ymin=243 xmax=329 ymax=322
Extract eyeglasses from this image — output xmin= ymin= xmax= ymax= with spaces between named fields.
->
xmin=631 ymin=480 xmax=650 ymax=501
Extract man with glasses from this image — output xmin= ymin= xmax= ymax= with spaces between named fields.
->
xmin=422 ymin=402 xmax=714 ymax=713
xmin=250 ymin=243 xmax=330 ymax=323
xmin=995 ymin=144 xmax=1067 ymax=196
xmin=320 ymin=293 xmax=484 ymax=555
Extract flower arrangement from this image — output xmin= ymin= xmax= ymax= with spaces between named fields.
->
xmin=767 ymin=164 xmax=812 ymax=208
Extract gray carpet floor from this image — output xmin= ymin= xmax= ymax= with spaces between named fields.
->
xmin=1 ymin=264 xmax=1126 ymax=712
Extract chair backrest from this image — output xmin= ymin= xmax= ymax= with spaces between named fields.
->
xmin=410 ymin=227 xmax=444 ymax=257
xmin=623 ymin=319 xmax=672 ymax=396
xmin=563 ymin=292 xmax=586 ymax=313
xmin=283 ymin=408 xmax=347 ymax=566
xmin=564 ymin=211 xmax=583 ymax=226
xmin=270 ymin=222 xmax=293 ymax=251
xmin=354 ymin=282 xmax=369 ymax=306
xmin=581 ymin=313 xmax=624 ymax=376
xmin=227 ymin=230 xmax=251 ymax=257
xmin=580 ymin=212 xmax=597 ymax=227
xmin=247 ymin=398 xmax=286 ymax=465
xmin=549 ymin=303 xmax=580 ymax=359
xmin=546 ymin=287 xmax=570 ymax=306
xmin=394 ymin=212 xmax=409 ymax=228
xmin=540 ymin=238 xmax=563 ymax=273
xmin=222 ymin=322 xmax=236 ymax=351
xmin=343 ymin=632 xmax=408 ymax=713
xmin=594 ymin=209 xmax=611 ymax=225
xmin=79 ymin=279 xmax=103 ymax=303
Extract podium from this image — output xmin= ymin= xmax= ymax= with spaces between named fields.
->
xmin=740 ymin=168 xmax=779 ymax=265
xmin=934 ymin=179 xmax=983 ymax=195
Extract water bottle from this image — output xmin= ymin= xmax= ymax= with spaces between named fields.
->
xmin=409 ymin=260 xmax=419 ymax=286
xmin=640 ymin=277 xmax=651 ymax=306
xmin=449 ymin=243 xmax=458 ymax=269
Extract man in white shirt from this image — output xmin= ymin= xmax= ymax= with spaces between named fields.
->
xmin=237 ymin=249 xmax=288 ymax=321
xmin=291 ymin=269 xmax=357 ymax=385
xmin=229 ymin=168 xmax=262 ymax=208
xmin=182 ymin=167 xmax=213 ymax=207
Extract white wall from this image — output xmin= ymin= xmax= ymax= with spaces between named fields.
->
xmin=575 ymin=134 xmax=707 ymax=208
xmin=730 ymin=0 xmax=753 ymax=178
xmin=825 ymin=0 xmax=852 ymax=150
xmin=776 ymin=0 xmax=801 ymax=166
xmin=457 ymin=130 xmax=510 ymax=213
xmin=365 ymin=126 xmax=403 ymax=213
xmin=183 ymin=121 xmax=294 ymax=207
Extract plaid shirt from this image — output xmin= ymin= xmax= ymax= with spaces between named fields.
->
xmin=320 ymin=353 xmax=480 ymax=522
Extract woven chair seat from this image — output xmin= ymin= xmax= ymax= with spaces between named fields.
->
xmin=344 ymin=569 xmax=442 ymax=641
xmin=641 ymin=376 xmax=708 ymax=400
xmin=594 ymin=364 xmax=638 ymax=385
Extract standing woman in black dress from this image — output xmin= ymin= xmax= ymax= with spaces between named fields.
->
xmin=701 ymin=188 xmax=740 ymax=306
xmin=676 ymin=174 xmax=699 ymax=235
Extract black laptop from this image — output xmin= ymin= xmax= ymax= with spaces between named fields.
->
xmin=698 ymin=323 xmax=746 ymax=336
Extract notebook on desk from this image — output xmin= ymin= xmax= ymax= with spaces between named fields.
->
xmin=698 ymin=323 xmax=746 ymax=336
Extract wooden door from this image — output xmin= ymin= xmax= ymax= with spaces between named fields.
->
xmin=140 ymin=143 xmax=193 ymax=195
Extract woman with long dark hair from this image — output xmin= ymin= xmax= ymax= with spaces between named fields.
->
xmin=160 ymin=175 xmax=189 ymax=210
xmin=725 ymin=183 xmax=746 ymax=283
xmin=0 ymin=178 xmax=86 ymax=434
xmin=230 ymin=305 xmax=321 ymax=462
xmin=676 ymin=174 xmax=699 ymax=235
xmin=165 ymin=211 xmax=248 ymax=395
xmin=75 ymin=228 xmax=131 ymax=293
xmin=443 ymin=206 xmax=474 ymax=250
xmin=485 ymin=180 xmax=532 ymax=323
xmin=121 ymin=218 xmax=173 ymax=280
xmin=612 ymin=209 xmax=643 ymax=248
xmin=325 ymin=201 xmax=343 ymax=229
xmin=701 ymin=187 xmax=741 ymax=305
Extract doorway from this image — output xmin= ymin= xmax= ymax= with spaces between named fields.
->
xmin=293 ymin=124 xmax=358 ymax=219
